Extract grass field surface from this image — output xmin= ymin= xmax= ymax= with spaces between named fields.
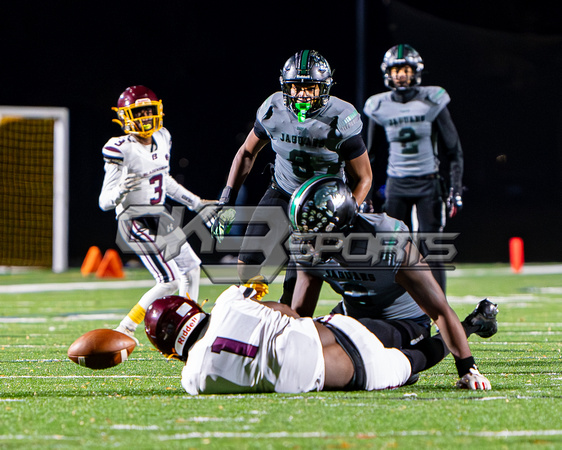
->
xmin=1 ymin=264 xmax=561 ymax=449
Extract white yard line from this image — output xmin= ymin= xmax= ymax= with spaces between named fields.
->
xmin=1 ymin=428 xmax=561 ymax=443
xmin=155 ymin=429 xmax=562 ymax=441
xmin=0 ymin=264 xmax=561 ymax=294
xmin=0 ymin=276 xmax=283 ymax=294
xmin=0 ymin=279 xmax=173 ymax=294
xmin=2 ymin=375 xmax=179 ymax=378
xmin=448 ymin=264 xmax=562 ymax=277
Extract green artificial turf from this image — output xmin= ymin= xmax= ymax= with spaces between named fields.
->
xmin=1 ymin=265 xmax=561 ymax=449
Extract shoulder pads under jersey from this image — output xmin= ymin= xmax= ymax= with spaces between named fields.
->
xmin=102 ymin=135 xmax=134 ymax=160
xmin=159 ymin=127 xmax=171 ymax=140
xmin=357 ymin=212 xmax=409 ymax=234
xmin=363 ymin=92 xmax=392 ymax=116
xmin=256 ymin=92 xmax=283 ymax=122
xmin=325 ymin=96 xmax=363 ymax=138
xmin=421 ymin=86 xmax=450 ymax=106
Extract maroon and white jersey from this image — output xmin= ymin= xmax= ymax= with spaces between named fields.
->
xmin=181 ymin=285 xmax=413 ymax=395
xmin=99 ymin=128 xmax=201 ymax=216
xmin=181 ymin=285 xmax=325 ymax=394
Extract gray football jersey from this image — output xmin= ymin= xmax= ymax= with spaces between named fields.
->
xmin=257 ymin=92 xmax=363 ymax=194
xmin=363 ymin=86 xmax=450 ymax=178
xmin=304 ymin=213 xmax=426 ymax=320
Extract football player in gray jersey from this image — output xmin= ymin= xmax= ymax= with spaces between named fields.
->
xmin=363 ymin=44 xmax=464 ymax=292
xmin=214 ymin=50 xmax=372 ymax=303
xmin=288 ymin=176 xmax=497 ymax=388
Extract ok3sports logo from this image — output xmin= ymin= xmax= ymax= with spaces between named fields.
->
xmin=114 ymin=205 xmax=459 ymax=284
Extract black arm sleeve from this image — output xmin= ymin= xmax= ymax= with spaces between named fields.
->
xmin=436 ymin=107 xmax=463 ymax=192
xmin=339 ymin=134 xmax=367 ymax=161
xmin=253 ymin=119 xmax=269 ymax=140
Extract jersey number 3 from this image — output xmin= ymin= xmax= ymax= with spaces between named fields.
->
xmin=149 ymin=174 xmax=163 ymax=204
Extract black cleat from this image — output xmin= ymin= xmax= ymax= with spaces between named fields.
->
xmin=462 ymin=299 xmax=498 ymax=338
xmin=404 ymin=373 xmax=419 ymax=386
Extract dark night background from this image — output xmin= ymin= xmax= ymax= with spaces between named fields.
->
xmin=1 ymin=1 xmax=560 ymax=267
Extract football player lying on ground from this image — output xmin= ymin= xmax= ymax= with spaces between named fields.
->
xmin=145 ymin=284 xmax=491 ymax=395
xmin=287 ymin=175 xmax=497 ymax=389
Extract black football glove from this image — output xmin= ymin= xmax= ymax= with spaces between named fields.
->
xmin=359 ymin=199 xmax=374 ymax=214
xmin=446 ymin=187 xmax=463 ymax=218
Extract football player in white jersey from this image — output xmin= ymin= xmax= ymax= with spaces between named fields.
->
xmin=144 ymin=285 xmax=491 ymax=394
xmin=363 ymin=44 xmax=464 ymax=292
xmin=213 ymin=50 xmax=372 ymax=304
xmin=287 ymin=176 xmax=496 ymax=388
xmin=99 ymin=86 xmax=216 ymax=341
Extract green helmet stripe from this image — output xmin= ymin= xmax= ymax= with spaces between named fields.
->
xmin=289 ymin=174 xmax=335 ymax=229
xmin=299 ymin=49 xmax=310 ymax=75
xmin=397 ymin=44 xmax=404 ymax=59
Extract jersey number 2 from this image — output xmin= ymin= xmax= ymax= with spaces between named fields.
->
xmin=398 ymin=127 xmax=419 ymax=154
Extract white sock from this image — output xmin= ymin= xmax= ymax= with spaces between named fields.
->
xmin=180 ymin=266 xmax=200 ymax=301
xmin=120 ymin=281 xmax=179 ymax=332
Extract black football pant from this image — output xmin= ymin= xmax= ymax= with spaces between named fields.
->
xmin=384 ymin=187 xmax=447 ymax=292
xmin=357 ymin=317 xmax=450 ymax=375
xmin=238 ymin=184 xmax=296 ymax=304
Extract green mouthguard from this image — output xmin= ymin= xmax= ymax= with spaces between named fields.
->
xmin=295 ymin=102 xmax=312 ymax=122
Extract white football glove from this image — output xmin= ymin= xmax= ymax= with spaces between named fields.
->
xmin=210 ymin=207 xmax=236 ymax=243
xmin=118 ymin=173 xmax=142 ymax=198
xmin=195 ymin=200 xmax=219 ymax=226
xmin=196 ymin=199 xmax=219 ymax=211
xmin=456 ymin=367 xmax=491 ymax=390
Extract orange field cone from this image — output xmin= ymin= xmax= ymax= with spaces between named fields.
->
xmin=81 ymin=246 xmax=102 ymax=276
xmin=509 ymin=237 xmax=524 ymax=273
xmin=96 ymin=249 xmax=125 ymax=278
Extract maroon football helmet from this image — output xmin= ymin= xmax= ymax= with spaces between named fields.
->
xmin=112 ymin=85 xmax=164 ymax=138
xmin=145 ymin=296 xmax=208 ymax=361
